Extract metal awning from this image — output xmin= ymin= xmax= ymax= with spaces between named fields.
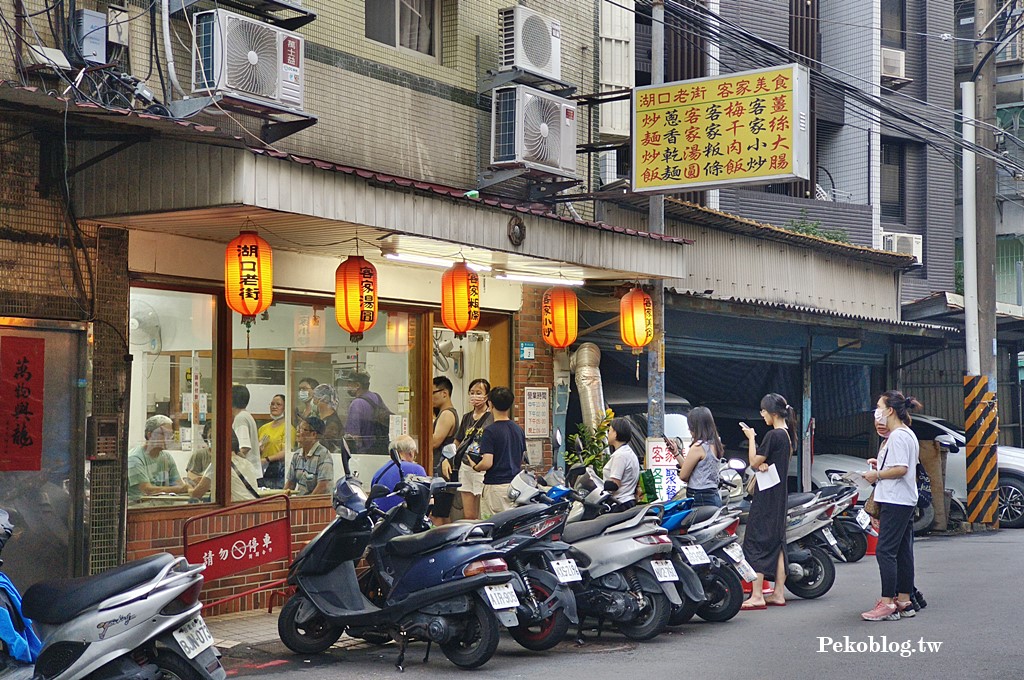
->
xmin=903 ymin=291 xmax=1024 ymax=342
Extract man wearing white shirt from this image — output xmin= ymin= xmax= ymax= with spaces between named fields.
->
xmin=232 ymin=384 xmax=262 ymax=482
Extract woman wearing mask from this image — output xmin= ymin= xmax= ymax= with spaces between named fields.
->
xmin=258 ymin=394 xmax=289 ymax=489
xmin=453 ymin=378 xmax=493 ymax=520
xmin=311 ymin=383 xmax=345 ymax=454
xmin=603 ymin=417 xmax=641 ymax=511
xmin=860 ymin=391 xmax=922 ymax=622
xmin=675 ymin=406 xmax=724 ymax=507
xmin=293 ymin=377 xmax=319 ymax=426
xmin=740 ymin=393 xmax=797 ymax=609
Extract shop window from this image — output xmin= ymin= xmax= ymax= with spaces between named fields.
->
xmin=366 ymin=0 xmax=438 ymax=57
xmin=128 ymin=288 xmax=218 ymax=509
xmin=232 ymin=304 xmax=426 ymax=495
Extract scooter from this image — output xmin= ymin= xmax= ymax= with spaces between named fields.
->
xmin=0 ymin=509 xmax=224 ymax=680
xmin=278 ymin=451 xmax=519 ymax=671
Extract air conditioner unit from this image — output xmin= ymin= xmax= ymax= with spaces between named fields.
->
xmin=882 ymin=231 xmax=923 ymax=263
xmin=881 ymin=47 xmax=906 ymax=80
xmin=491 ymin=84 xmax=577 ymax=179
xmin=192 ymin=9 xmax=305 ymax=112
xmin=498 ymin=6 xmax=562 ymax=81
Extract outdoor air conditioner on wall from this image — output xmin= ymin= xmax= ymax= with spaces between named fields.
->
xmin=192 ymin=9 xmax=305 ymax=112
xmin=881 ymin=47 xmax=906 ymax=80
xmin=498 ymin=5 xmax=562 ymax=81
xmin=491 ymin=84 xmax=578 ymax=179
xmin=882 ymin=231 xmax=923 ymax=264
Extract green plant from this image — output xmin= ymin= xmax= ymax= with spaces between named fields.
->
xmin=783 ymin=210 xmax=851 ymax=244
xmin=565 ymin=409 xmax=614 ymax=470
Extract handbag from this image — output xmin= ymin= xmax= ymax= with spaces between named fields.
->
xmin=638 ymin=469 xmax=658 ymax=503
xmin=863 ymin=443 xmax=889 ymax=519
xmin=745 ymin=473 xmax=758 ymax=496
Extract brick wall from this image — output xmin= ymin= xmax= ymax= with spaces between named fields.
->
xmin=126 ymin=499 xmax=336 ymax=616
xmin=512 ymin=285 xmax=555 ymax=467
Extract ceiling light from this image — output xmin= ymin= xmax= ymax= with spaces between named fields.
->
xmin=495 ymin=273 xmax=585 ymax=286
xmin=384 ymin=252 xmax=491 ymax=272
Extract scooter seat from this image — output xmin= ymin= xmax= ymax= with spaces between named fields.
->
xmin=23 ymin=553 xmax=176 ymax=625
xmin=483 ymin=504 xmax=553 ymax=537
xmin=687 ymin=505 xmax=721 ymax=525
xmin=562 ymin=508 xmax=645 ymax=543
xmin=787 ymin=492 xmax=817 ymax=509
xmin=815 ymin=485 xmax=847 ymax=498
xmin=386 ymin=523 xmax=475 ymax=557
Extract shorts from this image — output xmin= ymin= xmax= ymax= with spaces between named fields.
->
xmin=480 ymin=483 xmax=515 ymax=519
xmin=431 ymin=491 xmax=455 ymax=518
xmin=459 ymin=466 xmax=485 ymax=496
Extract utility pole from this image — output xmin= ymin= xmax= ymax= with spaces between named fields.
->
xmin=647 ymin=0 xmax=666 ymax=443
xmin=965 ymin=0 xmax=1000 ymax=527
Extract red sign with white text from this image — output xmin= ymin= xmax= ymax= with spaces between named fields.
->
xmin=184 ymin=517 xmax=291 ymax=582
xmin=0 ymin=336 xmax=45 ymax=471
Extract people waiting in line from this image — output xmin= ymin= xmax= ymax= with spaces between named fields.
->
xmin=740 ymin=393 xmax=797 ymax=610
xmin=311 ymin=384 xmax=345 ymax=455
xmin=429 ymin=376 xmax=459 ymax=525
xmin=471 ymin=386 xmax=524 ymax=519
xmin=294 ymin=377 xmax=319 ymax=426
xmin=189 ymin=433 xmax=261 ymax=502
xmin=127 ymin=414 xmax=190 ymax=501
xmin=258 ymin=394 xmax=289 ymax=489
xmin=675 ymin=406 xmax=724 ymax=508
xmin=343 ymin=370 xmax=389 ymax=455
xmin=285 ymin=416 xmax=335 ymax=496
xmin=184 ymin=420 xmax=214 ymax=487
xmin=232 ymin=384 xmax=262 ymax=483
xmin=453 ymin=378 xmax=493 ymax=520
xmin=603 ymin=417 xmax=641 ymax=512
xmin=860 ymin=391 xmax=922 ymax=622
xmin=370 ymin=435 xmax=427 ymax=512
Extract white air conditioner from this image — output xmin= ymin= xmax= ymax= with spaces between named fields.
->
xmin=491 ymin=84 xmax=577 ymax=179
xmin=498 ymin=6 xmax=562 ymax=81
xmin=192 ymin=9 xmax=305 ymax=112
xmin=882 ymin=231 xmax=923 ymax=263
xmin=881 ymin=47 xmax=906 ymax=80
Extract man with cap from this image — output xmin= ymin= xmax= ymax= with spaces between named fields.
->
xmin=343 ymin=370 xmax=388 ymax=455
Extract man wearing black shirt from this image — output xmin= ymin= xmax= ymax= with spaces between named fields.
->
xmin=470 ymin=386 xmax=525 ymax=518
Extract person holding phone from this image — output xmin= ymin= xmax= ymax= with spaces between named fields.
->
xmin=739 ymin=393 xmax=797 ymax=610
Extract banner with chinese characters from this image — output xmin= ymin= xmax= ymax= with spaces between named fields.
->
xmin=632 ymin=64 xmax=810 ymax=193
xmin=184 ymin=517 xmax=291 ymax=582
xmin=0 ymin=336 xmax=44 ymax=471
xmin=645 ymin=437 xmax=680 ymax=501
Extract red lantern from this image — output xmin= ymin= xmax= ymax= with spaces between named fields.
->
xmin=386 ymin=312 xmax=413 ymax=353
xmin=542 ymin=287 xmax=578 ymax=350
xmin=225 ymin=231 xmax=273 ymax=319
xmin=441 ymin=262 xmax=480 ymax=338
xmin=336 ymin=255 xmax=378 ymax=342
xmin=620 ymin=287 xmax=654 ymax=352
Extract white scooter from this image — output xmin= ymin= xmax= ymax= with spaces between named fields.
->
xmin=0 ymin=509 xmax=224 ymax=680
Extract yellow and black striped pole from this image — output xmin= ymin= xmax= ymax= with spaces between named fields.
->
xmin=964 ymin=375 xmax=999 ymax=525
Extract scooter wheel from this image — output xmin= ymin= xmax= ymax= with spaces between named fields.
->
xmin=278 ymin=595 xmax=344 ymax=654
xmin=508 ymin=578 xmax=571 ymax=651
xmin=153 ymin=650 xmax=205 ymax=680
xmin=440 ymin=602 xmax=500 ymax=669
xmin=784 ymin=545 xmax=836 ymax=600
xmin=695 ymin=564 xmax=744 ymax=623
xmin=839 ymin=529 xmax=868 ymax=563
xmin=617 ymin=592 xmax=671 ymax=641
xmin=668 ymin=599 xmax=699 ymax=626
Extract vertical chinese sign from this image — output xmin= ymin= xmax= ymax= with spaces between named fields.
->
xmin=632 ymin=64 xmax=810 ymax=193
xmin=0 ymin=337 xmax=45 ymax=471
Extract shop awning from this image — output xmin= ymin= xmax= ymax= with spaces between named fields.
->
xmin=903 ymin=291 xmax=1024 ymax=342
xmin=74 ymin=140 xmax=690 ymax=281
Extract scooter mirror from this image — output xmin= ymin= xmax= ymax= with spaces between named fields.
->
xmin=367 ymin=484 xmax=391 ymax=502
xmin=553 ymin=429 xmax=563 ymax=448
xmin=934 ymin=434 xmax=959 ymax=453
xmin=389 ymin=444 xmax=403 ymax=468
xmin=728 ymin=457 xmax=748 ymax=471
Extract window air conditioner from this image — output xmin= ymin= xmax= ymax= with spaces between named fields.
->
xmin=192 ymin=9 xmax=305 ymax=112
xmin=491 ymin=84 xmax=577 ymax=179
xmin=881 ymin=47 xmax=906 ymax=80
xmin=882 ymin=231 xmax=923 ymax=264
xmin=498 ymin=5 xmax=562 ymax=81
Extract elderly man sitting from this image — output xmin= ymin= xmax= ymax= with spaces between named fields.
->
xmin=127 ymin=415 xmax=190 ymax=502
xmin=369 ymin=435 xmax=427 ymax=512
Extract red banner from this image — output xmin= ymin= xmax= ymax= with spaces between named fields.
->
xmin=0 ymin=337 xmax=45 ymax=471
xmin=184 ymin=518 xmax=291 ymax=582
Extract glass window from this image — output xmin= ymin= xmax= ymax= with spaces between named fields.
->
xmin=366 ymin=0 xmax=437 ymax=56
xmin=128 ymin=288 xmax=218 ymax=509
xmin=881 ymin=0 xmax=905 ymax=48
xmin=232 ymin=304 xmax=426 ymax=496
xmin=880 ymin=139 xmax=905 ymax=222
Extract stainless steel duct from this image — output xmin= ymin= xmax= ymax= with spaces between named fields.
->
xmin=570 ymin=342 xmax=606 ymax=430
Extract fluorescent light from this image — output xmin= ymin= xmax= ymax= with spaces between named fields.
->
xmin=384 ymin=252 xmax=491 ymax=272
xmin=495 ymin=273 xmax=585 ymax=286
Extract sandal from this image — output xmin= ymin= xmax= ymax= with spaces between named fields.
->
xmin=741 ymin=601 xmax=767 ymax=610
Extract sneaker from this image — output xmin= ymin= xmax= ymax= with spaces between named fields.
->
xmin=861 ymin=599 xmax=899 ymax=621
xmin=896 ymin=600 xmax=916 ymax=618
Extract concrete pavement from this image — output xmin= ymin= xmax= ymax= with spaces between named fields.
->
xmin=208 ymin=529 xmax=1024 ymax=679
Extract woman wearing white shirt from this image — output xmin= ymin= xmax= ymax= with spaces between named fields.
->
xmin=603 ymin=417 xmax=641 ymax=511
xmin=860 ymin=390 xmax=923 ymax=622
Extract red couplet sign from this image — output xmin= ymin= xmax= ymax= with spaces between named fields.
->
xmin=184 ymin=517 xmax=291 ymax=582
xmin=0 ymin=336 xmax=45 ymax=471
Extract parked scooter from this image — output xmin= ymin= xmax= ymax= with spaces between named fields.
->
xmin=822 ymin=472 xmax=870 ymax=562
xmin=0 ymin=509 xmax=225 ymax=680
xmin=278 ymin=452 xmax=520 ymax=670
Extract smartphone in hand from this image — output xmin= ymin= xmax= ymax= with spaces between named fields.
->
xmin=738 ymin=422 xmax=749 ymax=430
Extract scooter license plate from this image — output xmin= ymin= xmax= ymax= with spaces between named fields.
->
xmin=822 ymin=527 xmax=839 ymax=548
xmin=736 ymin=559 xmax=758 ymax=583
xmin=856 ymin=509 xmax=872 ymax=529
xmin=681 ymin=544 xmax=711 ymax=566
xmin=651 ymin=559 xmax=679 ymax=582
xmin=172 ymin=615 xmax=214 ymax=660
xmin=550 ymin=558 xmax=582 ymax=583
xmin=484 ymin=583 xmax=520 ymax=610
xmin=722 ymin=542 xmax=745 ymax=563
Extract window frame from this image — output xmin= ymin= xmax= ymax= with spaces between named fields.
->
xmin=880 ymin=138 xmax=906 ymax=223
xmin=881 ymin=0 xmax=906 ymax=49
xmin=365 ymin=0 xmax=442 ymax=61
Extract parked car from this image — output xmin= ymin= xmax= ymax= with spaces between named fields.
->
xmin=810 ymin=414 xmax=1024 ymax=529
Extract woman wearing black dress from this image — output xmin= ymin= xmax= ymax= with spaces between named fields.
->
xmin=740 ymin=393 xmax=797 ymax=610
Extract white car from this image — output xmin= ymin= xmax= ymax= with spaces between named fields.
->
xmin=810 ymin=414 xmax=1024 ymax=529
